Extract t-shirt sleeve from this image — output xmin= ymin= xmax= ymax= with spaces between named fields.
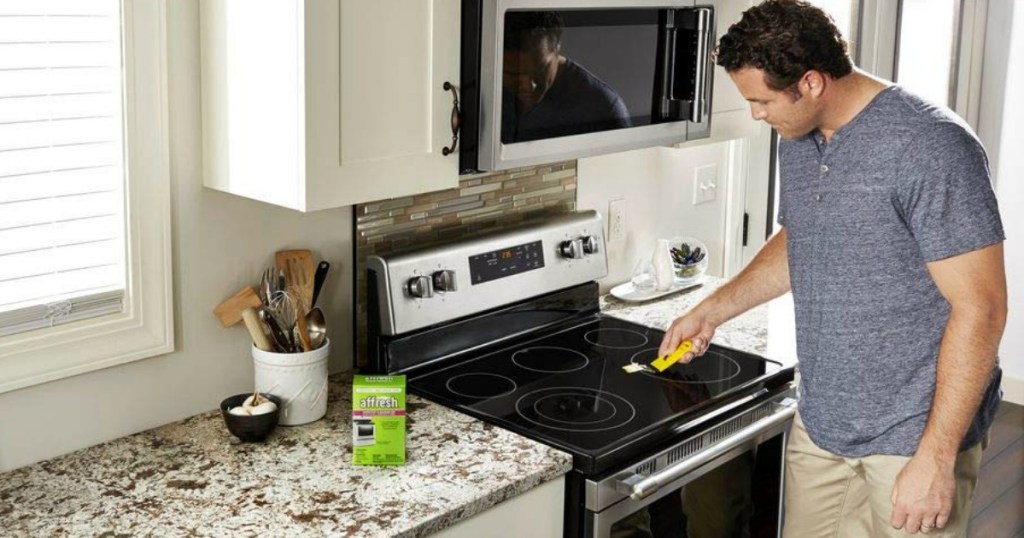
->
xmin=895 ymin=121 xmax=1005 ymax=262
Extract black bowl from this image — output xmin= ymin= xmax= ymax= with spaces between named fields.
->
xmin=220 ymin=393 xmax=282 ymax=442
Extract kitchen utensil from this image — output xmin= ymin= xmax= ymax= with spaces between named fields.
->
xmin=311 ymin=261 xmax=330 ymax=308
xmin=241 ymin=307 xmax=274 ymax=352
xmin=293 ymin=301 xmax=314 ymax=352
xmin=259 ymin=266 xmax=282 ymax=306
xmin=220 ymin=393 xmax=282 ymax=442
xmin=650 ymin=340 xmax=693 ymax=372
xmin=213 ymin=286 xmax=263 ymax=327
xmin=275 ymin=249 xmax=314 ymax=310
xmin=259 ymin=308 xmax=291 ymax=352
xmin=305 ymin=307 xmax=327 ymax=349
xmin=266 ymin=290 xmax=299 ymax=352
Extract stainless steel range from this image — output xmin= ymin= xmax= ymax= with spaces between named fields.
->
xmin=366 ymin=211 xmax=796 ymax=538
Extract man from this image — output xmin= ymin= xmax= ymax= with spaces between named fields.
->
xmin=501 ymin=12 xmax=631 ymax=143
xmin=658 ymin=1 xmax=1007 ymax=536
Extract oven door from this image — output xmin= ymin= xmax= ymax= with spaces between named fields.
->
xmin=586 ymin=395 xmax=796 ymax=538
xmin=472 ymin=0 xmax=715 ymax=172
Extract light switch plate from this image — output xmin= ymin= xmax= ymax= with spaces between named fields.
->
xmin=693 ymin=164 xmax=718 ymax=205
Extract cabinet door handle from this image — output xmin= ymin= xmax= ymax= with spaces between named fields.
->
xmin=442 ymin=81 xmax=461 ymax=156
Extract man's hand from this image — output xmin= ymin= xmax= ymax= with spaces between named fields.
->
xmin=890 ymin=452 xmax=957 ymax=534
xmin=659 ymin=310 xmax=717 ymax=364
xmin=658 ymin=228 xmax=792 ymax=363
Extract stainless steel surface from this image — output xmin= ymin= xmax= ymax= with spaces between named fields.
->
xmin=305 ymin=307 xmax=327 ymax=350
xmin=406 ymin=275 xmax=434 ymax=299
xmin=477 ymin=0 xmax=710 ymax=171
xmin=368 ymin=210 xmax=608 ymax=336
xmin=688 ymin=7 xmax=713 ymax=123
xmin=432 ymin=269 xmax=458 ymax=292
xmin=560 ymin=238 xmax=584 ymax=259
xmin=585 ymin=393 xmax=796 ymax=538
xmin=585 ymin=388 xmax=794 ymax=512
xmin=621 ymin=398 xmax=796 ymax=501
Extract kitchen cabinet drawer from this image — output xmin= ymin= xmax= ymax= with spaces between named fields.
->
xmin=201 ymin=0 xmax=460 ymax=212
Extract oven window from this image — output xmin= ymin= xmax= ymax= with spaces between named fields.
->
xmin=607 ymin=435 xmax=783 ymax=538
xmin=500 ymin=10 xmax=660 ymax=143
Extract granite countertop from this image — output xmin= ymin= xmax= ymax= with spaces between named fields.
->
xmin=0 ymin=373 xmax=572 ymax=538
xmin=0 ymin=276 xmax=784 ymax=538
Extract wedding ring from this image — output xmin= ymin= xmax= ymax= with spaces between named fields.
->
xmin=921 ymin=522 xmax=935 ymax=530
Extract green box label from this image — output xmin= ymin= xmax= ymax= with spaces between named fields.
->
xmin=352 ymin=375 xmax=406 ymax=465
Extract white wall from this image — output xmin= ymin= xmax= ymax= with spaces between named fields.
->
xmin=577 ymin=143 xmax=733 ymax=292
xmin=981 ymin=1 xmax=1024 ymax=404
xmin=0 ymin=1 xmax=354 ymax=472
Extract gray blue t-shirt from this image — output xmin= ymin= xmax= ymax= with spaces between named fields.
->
xmin=778 ymin=85 xmax=1005 ymax=457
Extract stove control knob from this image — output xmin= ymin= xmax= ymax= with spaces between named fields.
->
xmin=581 ymin=235 xmax=600 ymax=255
xmin=407 ymin=275 xmax=434 ymax=298
xmin=432 ymin=270 xmax=457 ymax=292
xmin=560 ymin=239 xmax=584 ymax=259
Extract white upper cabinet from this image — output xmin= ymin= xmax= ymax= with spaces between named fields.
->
xmin=201 ymin=0 xmax=461 ymax=212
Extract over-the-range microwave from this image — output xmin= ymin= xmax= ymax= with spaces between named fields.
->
xmin=457 ymin=0 xmax=716 ymax=174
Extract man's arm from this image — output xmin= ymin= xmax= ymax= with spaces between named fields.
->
xmin=659 ymin=228 xmax=792 ymax=359
xmin=890 ymin=241 xmax=1007 ymax=533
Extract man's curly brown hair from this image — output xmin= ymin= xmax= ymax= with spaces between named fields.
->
xmin=715 ymin=0 xmax=853 ymax=92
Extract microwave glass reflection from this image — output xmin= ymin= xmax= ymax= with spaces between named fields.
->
xmin=501 ymin=10 xmax=660 ymax=143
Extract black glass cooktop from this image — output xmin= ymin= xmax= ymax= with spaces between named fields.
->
xmin=408 ymin=315 xmax=789 ymax=472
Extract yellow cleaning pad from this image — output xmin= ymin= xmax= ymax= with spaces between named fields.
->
xmin=650 ymin=340 xmax=694 ymax=372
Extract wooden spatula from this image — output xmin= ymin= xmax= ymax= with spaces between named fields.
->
xmin=275 ymin=249 xmax=314 ymax=310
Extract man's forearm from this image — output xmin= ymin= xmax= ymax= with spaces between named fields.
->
xmin=695 ymin=228 xmax=792 ymax=326
xmin=918 ymin=304 xmax=1004 ymax=460
xmin=919 ymin=243 xmax=1008 ymax=461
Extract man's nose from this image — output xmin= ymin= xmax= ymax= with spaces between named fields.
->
xmin=518 ymin=75 xmax=537 ymax=93
xmin=750 ymin=105 xmax=767 ymax=121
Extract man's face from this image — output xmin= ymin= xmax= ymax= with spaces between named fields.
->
xmin=503 ymin=36 xmax=561 ymax=109
xmin=728 ymin=67 xmax=818 ymax=140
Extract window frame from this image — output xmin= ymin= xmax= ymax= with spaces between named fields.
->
xmin=0 ymin=0 xmax=173 ymax=394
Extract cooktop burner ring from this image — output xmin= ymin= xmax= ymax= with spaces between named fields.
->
xmin=583 ymin=328 xmax=650 ymax=349
xmin=515 ymin=387 xmax=636 ymax=432
xmin=511 ymin=347 xmax=590 ymax=373
xmin=628 ymin=347 xmax=743 ymax=384
xmin=445 ymin=373 xmax=518 ymax=399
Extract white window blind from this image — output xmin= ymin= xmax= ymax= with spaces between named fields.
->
xmin=0 ymin=0 xmax=126 ymax=337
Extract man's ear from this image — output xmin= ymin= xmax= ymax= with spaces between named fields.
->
xmin=802 ymin=71 xmax=826 ymax=98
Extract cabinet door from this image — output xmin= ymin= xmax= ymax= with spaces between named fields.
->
xmin=304 ymin=0 xmax=461 ymax=211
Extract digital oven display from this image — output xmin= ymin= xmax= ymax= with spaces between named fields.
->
xmin=468 ymin=240 xmax=544 ymax=285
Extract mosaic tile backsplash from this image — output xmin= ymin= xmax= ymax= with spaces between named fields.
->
xmin=353 ymin=161 xmax=579 ymax=367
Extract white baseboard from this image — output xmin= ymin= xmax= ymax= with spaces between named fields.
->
xmin=1002 ymin=373 xmax=1024 ymax=405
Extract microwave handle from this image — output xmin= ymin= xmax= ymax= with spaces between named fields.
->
xmin=658 ymin=8 xmax=714 ymax=123
xmin=689 ymin=7 xmax=713 ymax=123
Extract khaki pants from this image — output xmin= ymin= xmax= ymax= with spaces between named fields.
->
xmin=783 ymin=413 xmax=985 ymax=538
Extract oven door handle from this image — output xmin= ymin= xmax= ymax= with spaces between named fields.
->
xmin=617 ymin=399 xmax=797 ymax=501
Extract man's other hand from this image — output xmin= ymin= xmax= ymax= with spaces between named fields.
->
xmin=890 ymin=452 xmax=956 ymax=534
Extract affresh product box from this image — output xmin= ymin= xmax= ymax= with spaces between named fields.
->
xmin=352 ymin=375 xmax=406 ymax=465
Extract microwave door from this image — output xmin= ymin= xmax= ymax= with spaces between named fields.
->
xmin=653 ymin=6 xmax=714 ymax=128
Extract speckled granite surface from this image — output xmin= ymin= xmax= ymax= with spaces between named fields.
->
xmin=0 ymin=277 xmax=787 ymax=538
xmin=0 ymin=373 xmax=572 ymax=538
